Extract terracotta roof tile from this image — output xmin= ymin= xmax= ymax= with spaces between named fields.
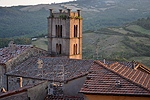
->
xmin=80 ymin=61 xmax=150 ymax=96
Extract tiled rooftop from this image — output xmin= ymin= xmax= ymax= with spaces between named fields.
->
xmin=45 ymin=95 xmax=84 ymax=100
xmin=80 ymin=61 xmax=150 ymax=96
xmin=99 ymin=60 xmax=139 ymax=69
xmin=99 ymin=60 xmax=150 ymax=74
xmin=0 ymin=45 xmax=32 ymax=63
xmin=0 ymin=81 xmax=46 ymax=98
xmin=6 ymin=57 xmax=94 ymax=81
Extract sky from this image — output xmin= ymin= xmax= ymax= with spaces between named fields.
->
xmin=0 ymin=0 xmax=75 ymax=7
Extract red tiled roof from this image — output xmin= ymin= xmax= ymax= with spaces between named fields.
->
xmin=100 ymin=60 xmax=150 ymax=74
xmin=0 ymin=81 xmax=46 ymax=98
xmin=6 ymin=57 xmax=94 ymax=82
xmin=45 ymin=95 xmax=84 ymax=100
xmin=80 ymin=61 xmax=150 ymax=96
xmin=0 ymin=45 xmax=33 ymax=63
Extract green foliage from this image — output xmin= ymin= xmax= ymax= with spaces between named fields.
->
xmin=75 ymin=16 xmax=81 ymax=20
xmin=134 ymin=17 xmax=150 ymax=30
xmin=0 ymin=37 xmax=31 ymax=48
xmin=1 ymin=0 xmax=150 ymax=38
xmin=0 ymin=6 xmax=48 ymax=39
xmin=59 ymin=15 xmax=68 ymax=20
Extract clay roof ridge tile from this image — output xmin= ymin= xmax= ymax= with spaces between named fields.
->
xmin=94 ymin=60 xmax=150 ymax=92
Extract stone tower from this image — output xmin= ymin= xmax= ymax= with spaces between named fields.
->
xmin=47 ymin=9 xmax=83 ymax=59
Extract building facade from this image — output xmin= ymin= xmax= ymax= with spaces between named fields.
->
xmin=47 ymin=9 xmax=83 ymax=59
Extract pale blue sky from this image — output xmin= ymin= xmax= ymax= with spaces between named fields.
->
xmin=0 ymin=0 xmax=75 ymax=7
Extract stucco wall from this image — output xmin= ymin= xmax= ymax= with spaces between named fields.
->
xmin=64 ymin=76 xmax=87 ymax=97
xmin=27 ymin=81 xmax=48 ymax=100
xmin=84 ymin=94 xmax=150 ymax=100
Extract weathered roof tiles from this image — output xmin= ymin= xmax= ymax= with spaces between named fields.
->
xmin=0 ymin=45 xmax=32 ymax=63
xmin=6 ymin=57 xmax=94 ymax=81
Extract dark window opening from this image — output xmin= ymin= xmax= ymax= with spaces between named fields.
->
xmin=56 ymin=25 xmax=62 ymax=37
xmin=74 ymin=25 xmax=78 ymax=37
xmin=56 ymin=43 xmax=62 ymax=54
xmin=73 ymin=44 xmax=77 ymax=55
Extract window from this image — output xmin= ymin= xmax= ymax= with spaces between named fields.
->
xmin=56 ymin=44 xmax=59 ymax=54
xmin=73 ymin=44 xmax=75 ymax=55
xmin=76 ymin=44 xmax=77 ymax=54
xmin=59 ymin=44 xmax=62 ymax=54
xmin=60 ymin=25 xmax=62 ymax=37
xmin=74 ymin=25 xmax=78 ymax=37
xmin=56 ymin=25 xmax=62 ymax=37
xmin=56 ymin=43 xmax=62 ymax=54
xmin=56 ymin=25 xmax=58 ymax=37
xmin=73 ymin=44 xmax=77 ymax=55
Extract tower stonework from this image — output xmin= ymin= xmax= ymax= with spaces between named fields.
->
xmin=47 ymin=9 xmax=83 ymax=59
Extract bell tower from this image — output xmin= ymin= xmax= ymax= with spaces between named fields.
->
xmin=47 ymin=9 xmax=83 ymax=59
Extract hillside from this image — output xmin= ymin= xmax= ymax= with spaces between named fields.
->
xmin=31 ymin=21 xmax=150 ymax=68
xmin=83 ymin=23 xmax=150 ymax=68
xmin=0 ymin=0 xmax=150 ymax=38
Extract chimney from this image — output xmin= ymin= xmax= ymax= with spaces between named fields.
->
xmin=49 ymin=9 xmax=53 ymax=17
xmin=8 ymin=41 xmax=17 ymax=53
xmin=67 ymin=9 xmax=72 ymax=16
xmin=132 ymin=60 xmax=135 ymax=69
xmin=17 ymin=77 xmax=23 ymax=87
xmin=59 ymin=9 xmax=63 ymax=13
xmin=77 ymin=9 xmax=81 ymax=17
xmin=103 ymin=58 xmax=106 ymax=64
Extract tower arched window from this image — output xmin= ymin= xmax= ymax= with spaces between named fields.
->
xmin=59 ymin=44 xmax=62 ymax=54
xmin=56 ymin=44 xmax=59 ymax=54
xmin=58 ymin=25 xmax=60 ymax=37
xmin=73 ymin=44 xmax=77 ymax=55
xmin=56 ymin=25 xmax=58 ymax=37
xmin=60 ymin=25 xmax=62 ymax=37
xmin=56 ymin=25 xmax=62 ymax=37
xmin=74 ymin=25 xmax=78 ymax=37
xmin=56 ymin=43 xmax=62 ymax=54
xmin=76 ymin=44 xmax=77 ymax=54
xmin=73 ymin=44 xmax=76 ymax=55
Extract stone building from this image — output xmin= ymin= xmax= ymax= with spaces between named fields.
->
xmin=4 ymin=56 xmax=150 ymax=99
xmin=47 ymin=9 xmax=83 ymax=59
xmin=0 ymin=41 xmax=50 ymax=91
xmin=5 ymin=56 xmax=94 ymax=97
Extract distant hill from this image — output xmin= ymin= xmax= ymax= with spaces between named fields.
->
xmin=0 ymin=0 xmax=150 ymax=38
xmin=31 ymin=18 xmax=150 ymax=68
xmin=82 ymin=19 xmax=150 ymax=68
